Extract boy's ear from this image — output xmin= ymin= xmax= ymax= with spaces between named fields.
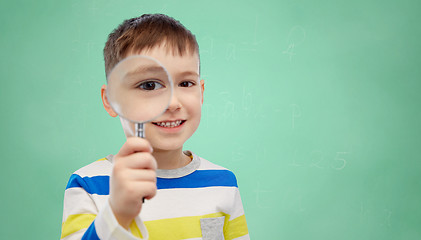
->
xmin=200 ymin=79 xmax=205 ymax=104
xmin=101 ymin=84 xmax=118 ymax=117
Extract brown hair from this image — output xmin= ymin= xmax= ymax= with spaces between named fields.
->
xmin=103 ymin=14 xmax=199 ymax=77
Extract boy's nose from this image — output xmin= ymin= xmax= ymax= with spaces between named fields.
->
xmin=166 ymin=93 xmax=181 ymax=112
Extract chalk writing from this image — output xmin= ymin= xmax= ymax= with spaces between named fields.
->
xmin=283 ymin=26 xmax=306 ymax=61
xmin=254 ymin=181 xmax=272 ymax=209
xmin=290 ymin=104 xmax=301 ymax=129
xmin=332 ymin=152 xmax=349 ymax=170
xmin=283 ymin=43 xmax=296 ymax=61
xmin=222 ymin=100 xmax=236 ymax=122
xmin=225 ymin=43 xmax=237 ymax=61
xmin=358 ymin=201 xmax=393 ymax=227
xmin=289 ymin=148 xmax=303 ymax=167
xmin=290 ymin=149 xmax=351 ymax=171
xmin=309 ymin=150 xmax=325 ymax=169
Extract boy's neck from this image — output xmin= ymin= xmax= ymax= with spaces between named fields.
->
xmin=152 ymin=148 xmax=191 ymax=170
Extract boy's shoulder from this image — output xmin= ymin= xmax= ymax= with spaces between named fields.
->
xmin=65 ymin=156 xmax=112 ymax=194
xmin=189 ymin=151 xmax=235 ymax=174
xmin=194 ymin=153 xmax=239 ymax=187
xmin=196 ymin=155 xmax=228 ymax=171
xmin=72 ymin=155 xmax=113 ymax=178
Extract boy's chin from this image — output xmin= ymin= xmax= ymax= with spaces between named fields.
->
xmin=149 ymin=141 xmax=184 ymax=152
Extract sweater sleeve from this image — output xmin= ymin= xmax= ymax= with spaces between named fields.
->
xmin=60 ymin=173 xmax=149 ymax=240
xmin=224 ymin=175 xmax=250 ymax=240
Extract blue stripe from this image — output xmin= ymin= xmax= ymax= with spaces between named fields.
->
xmin=157 ymin=170 xmax=238 ymax=190
xmin=82 ymin=221 xmax=100 ymax=240
xmin=66 ymin=174 xmax=110 ymax=195
xmin=65 ymin=170 xmax=237 ymax=195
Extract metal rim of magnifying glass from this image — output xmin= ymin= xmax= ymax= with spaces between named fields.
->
xmin=106 ymin=54 xmax=174 ymax=124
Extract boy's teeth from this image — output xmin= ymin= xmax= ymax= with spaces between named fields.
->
xmin=155 ymin=120 xmax=182 ymax=128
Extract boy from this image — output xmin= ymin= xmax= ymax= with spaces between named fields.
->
xmin=61 ymin=14 xmax=249 ymax=240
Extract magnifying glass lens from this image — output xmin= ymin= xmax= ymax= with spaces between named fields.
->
xmin=107 ymin=55 xmax=172 ymax=124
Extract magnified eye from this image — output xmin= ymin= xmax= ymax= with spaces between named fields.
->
xmin=138 ymin=80 xmax=164 ymax=91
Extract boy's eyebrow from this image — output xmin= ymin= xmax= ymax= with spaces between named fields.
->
xmin=176 ymin=71 xmax=200 ymax=78
xmin=125 ymin=65 xmax=167 ymax=78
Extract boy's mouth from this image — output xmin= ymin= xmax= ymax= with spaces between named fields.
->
xmin=151 ymin=120 xmax=186 ymax=128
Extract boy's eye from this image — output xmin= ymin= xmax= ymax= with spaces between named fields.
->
xmin=138 ymin=80 xmax=164 ymax=91
xmin=179 ymin=81 xmax=194 ymax=87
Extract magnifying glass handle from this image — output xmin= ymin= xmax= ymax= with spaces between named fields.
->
xmin=135 ymin=123 xmax=145 ymax=138
xmin=135 ymin=122 xmax=146 ymax=203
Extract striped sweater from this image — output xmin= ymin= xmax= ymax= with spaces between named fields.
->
xmin=61 ymin=152 xmax=249 ymax=240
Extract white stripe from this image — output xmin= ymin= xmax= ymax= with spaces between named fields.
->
xmin=61 ymin=228 xmax=86 ymax=240
xmin=197 ymin=157 xmax=227 ymax=170
xmin=140 ymin=186 xmax=243 ymax=221
xmin=63 ymin=187 xmax=245 ymax=223
xmin=233 ymin=233 xmax=250 ymax=240
xmin=63 ymin=187 xmax=244 ymax=222
xmin=62 ymin=188 xmax=107 ymax=221
xmin=230 ymin=190 xmax=246 ymax=221
xmin=74 ymin=160 xmax=112 ymax=178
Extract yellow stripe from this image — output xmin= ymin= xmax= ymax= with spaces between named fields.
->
xmin=96 ymin=158 xmax=107 ymax=161
xmin=61 ymin=214 xmax=96 ymax=239
xmin=130 ymin=220 xmax=143 ymax=238
xmin=224 ymin=215 xmax=249 ymax=240
xmin=145 ymin=212 xmax=227 ymax=240
xmin=61 ymin=212 xmax=247 ymax=239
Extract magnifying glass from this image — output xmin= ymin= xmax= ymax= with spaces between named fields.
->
xmin=106 ymin=55 xmax=173 ymax=138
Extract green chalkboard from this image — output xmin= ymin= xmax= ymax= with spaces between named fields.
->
xmin=1 ymin=0 xmax=420 ymax=239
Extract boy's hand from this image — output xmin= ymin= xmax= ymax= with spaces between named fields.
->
xmin=109 ymin=137 xmax=157 ymax=229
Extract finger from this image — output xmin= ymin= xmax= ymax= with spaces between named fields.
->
xmin=133 ymin=181 xmax=157 ymax=200
xmin=125 ymin=169 xmax=157 ymax=182
xmin=117 ymin=137 xmax=153 ymax=157
xmin=121 ymin=152 xmax=157 ymax=170
xmin=142 ymin=182 xmax=157 ymax=200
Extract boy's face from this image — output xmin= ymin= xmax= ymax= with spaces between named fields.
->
xmin=113 ymin=45 xmax=204 ymax=151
